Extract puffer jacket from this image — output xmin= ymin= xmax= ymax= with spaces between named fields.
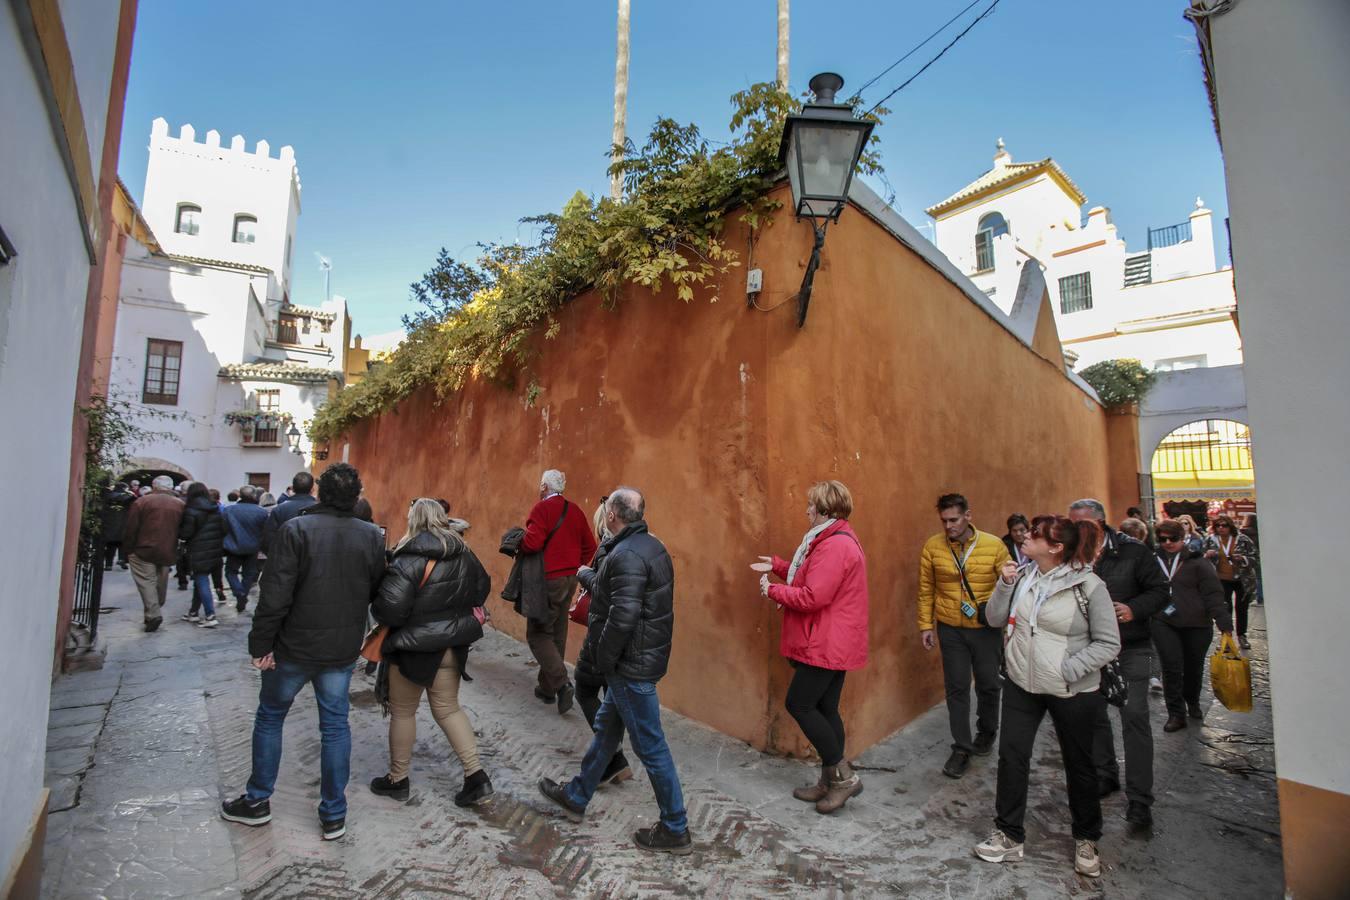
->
xmin=574 ymin=541 xmax=611 ymax=688
xmin=1153 ymin=548 xmax=1232 ymax=632
xmin=178 ymin=496 xmax=226 ymax=575
xmin=917 ymin=529 xmax=1010 ymax=630
xmin=1094 ymin=527 xmax=1170 ymax=648
xmin=250 ymin=505 xmax=388 ymax=667
xmin=986 ymin=564 xmax=1121 ymax=698
xmin=375 ymin=531 xmax=491 ymax=654
xmin=768 ymin=520 xmax=869 ymax=671
xmin=577 ymin=521 xmax=674 ymax=683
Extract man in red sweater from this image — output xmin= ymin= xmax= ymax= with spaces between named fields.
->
xmin=522 ymin=469 xmax=598 ymax=714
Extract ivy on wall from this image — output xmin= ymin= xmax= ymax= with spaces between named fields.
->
xmin=1079 ymin=358 xmax=1157 ymax=408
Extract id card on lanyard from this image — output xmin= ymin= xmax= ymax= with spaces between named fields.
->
xmin=1158 ymin=554 xmax=1180 ymax=616
xmin=951 ymin=535 xmax=979 ymax=618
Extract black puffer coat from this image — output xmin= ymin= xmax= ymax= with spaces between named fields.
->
xmin=574 ymin=541 xmax=610 ymax=687
xmin=1093 ymin=527 xmax=1170 ymax=648
xmin=177 ymin=496 xmax=226 ymax=574
xmin=578 ymin=522 xmax=675 ymax=683
xmin=1152 ymin=548 xmax=1232 ymax=632
xmin=100 ymin=488 xmax=136 ymax=543
xmin=375 ymin=531 xmax=491 ymax=654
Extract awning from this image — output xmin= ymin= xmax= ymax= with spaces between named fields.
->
xmin=1151 ymin=469 xmax=1255 ymax=496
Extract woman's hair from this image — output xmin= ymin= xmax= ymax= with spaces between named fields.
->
xmin=396 ymin=497 xmax=464 ymax=556
xmin=1006 ymin=513 xmax=1029 ymax=531
xmin=1176 ymin=513 xmax=1199 ymax=534
xmin=592 ymin=498 xmax=611 ymax=543
xmin=808 ymin=480 xmax=853 ymax=519
xmin=184 ymin=481 xmax=209 ymax=502
xmin=1155 ymin=520 xmax=1185 ymax=542
xmin=1212 ymin=514 xmax=1237 ymax=533
xmin=1029 ymin=514 xmax=1100 ymax=569
xmin=259 ymin=492 xmax=276 ymax=507
xmin=352 ymin=498 xmax=373 ymax=522
xmin=1118 ymin=518 xmax=1148 ymax=543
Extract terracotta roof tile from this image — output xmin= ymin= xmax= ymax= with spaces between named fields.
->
xmin=217 ymin=361 xmax=338 ymax=384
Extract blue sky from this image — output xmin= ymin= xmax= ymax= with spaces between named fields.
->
xmin=119 ymin=0 xmax=1225 ymax=336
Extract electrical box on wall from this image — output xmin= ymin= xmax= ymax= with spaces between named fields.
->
xmin=746 ymin=268 xmax=763 ymax=294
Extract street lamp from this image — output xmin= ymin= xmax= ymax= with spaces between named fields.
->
xmin=286 ymin=423 xmax=302 ymax=455
xmin=777 ymin=73 xmax=875 ymax=327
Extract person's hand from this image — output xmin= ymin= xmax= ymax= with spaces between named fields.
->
xmin=577 ymin=565 xmax=594 ymax=580
xmin=750 ymin=555 xmax=773 ymax=574
xmin=999 ymin=560 xmax=1019 ymax=584
xmin=1113 ymin=602 xmax=1134 ymax=624
xmin=920 ymin=629 xmax=936 ymax=651
xmin=252 ymin=652 xmax=275 ymax=671
xmin=1205 ymin=549 xmax=1218 ymax=559
xmin=759 ymin=574 xmax=770 ymax=597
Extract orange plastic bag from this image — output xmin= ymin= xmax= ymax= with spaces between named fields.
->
xmin=1210 ymin=632 xmax=1252 ymax=712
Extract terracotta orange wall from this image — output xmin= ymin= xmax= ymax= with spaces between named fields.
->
xmin=341 ymin=184 xmax=1118 ymax=756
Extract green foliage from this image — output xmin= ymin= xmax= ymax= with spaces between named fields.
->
xmin=1079 ymin=359 xmax=1157 ymax=407
xmin=79 ymin=394 xmax=182 ymax=537
xmin=223 ymin=410 xmax=294 ymax=427
xmin=310 ymin=84 xmax=887 ymax=443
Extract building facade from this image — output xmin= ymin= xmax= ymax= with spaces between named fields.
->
xmin=109 ymin=120 xmax=351 ymax=492
xmin=926 ymin=140 xmax=1243 ymax=372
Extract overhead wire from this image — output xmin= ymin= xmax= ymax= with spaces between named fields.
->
xmin=853 ymin=0 xmax=987 ymax=100
xmin=864 ymin=0 xmax=1004 ymax=116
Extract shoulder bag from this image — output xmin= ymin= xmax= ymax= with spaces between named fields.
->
xmin=1073 ymin=583 xmax=1127 ymax=707
xmin=361 ymin=557 xmax=436 ymax=663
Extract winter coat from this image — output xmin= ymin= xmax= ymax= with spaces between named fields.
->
xmin=1203 ymin=532 xmax=1259 ymax=595
xmin=521 ymin=495 xmax=598 ymax=579
xmin=99 ymin=488 xmax=136 ymax=543
xmin=987 ymin=564 xmax=1121 ymax=698
xmin=577 ymin=521 xmax=674 ymax=683
xmin=500 ymin=526 xmax=550 ymax=621
xmin=917 ymin=529 xmax=1010 ymax=630
xmin=223 ymin=500 xmax=269 ymax=556
xmin=249 ymin=504 xmax=387 ymax=667
xmin=767 ymin=520 xmax=870 ymax=671
xmin=123 ymin=490 xmax=185 ymax=566
xmin=1093 ymin=527 xmax=1170 ymax=649
xmin=574 ymin=541 xmax=611 ymax=688
xmin=1153 ymin=549 xmax=1232 ymax=632
xmin=374 ymin=531 xmax=491 ymax=655
xmin=262 ymin=493 xmax=317 ymax=554
xmin=178 ymin=496 xmax=226 ymax=575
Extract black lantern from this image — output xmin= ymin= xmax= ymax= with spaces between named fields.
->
xmin=777 ymin=73 xmax=874 ymax=326
xmin=286 ymin=423 xmax=302 ymax=454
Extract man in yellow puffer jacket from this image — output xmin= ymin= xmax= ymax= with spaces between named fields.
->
xmin=918 ymin=493 xmax=1010 ymax=778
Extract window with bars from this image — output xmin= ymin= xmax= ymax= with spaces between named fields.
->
xmin=142 ymin=339 xmax=182 ymax=404
xmin=247 ymin=473 xmax=271 ymax=492
xmin=1058 ymin=272 xmax=1093 ymax=313
xmin=175 ymin=204 xmax=200 ymax=236
xmin=277 ymin=315 xmax=299 ymax=344
xmin=233 ymin=214 xmax=257 ymax=244
xmin=253 ymin=389 xmax=281 ymax=444
xmin=974 ymin=212 xmax=1007 ymax=273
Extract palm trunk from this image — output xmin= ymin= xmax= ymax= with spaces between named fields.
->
xmin=777 ymin=0 xmax=789 ymax=91
xmin=611 ymin=0 xmax=631 ymax=200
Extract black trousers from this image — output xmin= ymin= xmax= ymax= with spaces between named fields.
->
xmin=103 ymin=541 xmax=126 ymax=568
xmin=937 ymin=623 xmax=1003 ymax=752
xmin=995 ymin=679 xmax=1104 ymax=844
xmin=785 ymin=663 xmax=847 ymax=766
xmin=1151 ymin=620 xmax=1213 ymax=718
xmin=1221 ymin=580 xmax=1249 ymax=638
xmin=1092 ymin=646 xmax=1154 ymax=806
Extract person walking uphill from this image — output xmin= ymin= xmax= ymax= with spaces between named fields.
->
xmin=122 ymin=475 xmax=184 ymax=632
xmin=223 ymin=485 xmax=269 ymax=612
xmin=751 ymin=480 xmax=869 ymax=814
xmin=178 ymin=482 xmax=226 ymax=628
xmin=220 ymin=463 xmax=386 ymax=841
xmin=369 ymin=499 xmax=494 ymax=808
xmin=538 ymin=488 xmax=692 ymax=854
xmin=519 ymin=469 xmax=597 ymax=714
xmin=918 ymin=493 xmax=1011 ymax=778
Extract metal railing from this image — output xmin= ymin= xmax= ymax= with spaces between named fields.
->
xmin=1147 ymin=220 xmax=1193 ymax=250
xmin=1151 ymin=419 xmax=1252 ymax=474
xmin=71 ymin=532 xmax=104 ymax=644
xmin=276 ymin=321 xmax=299 ymax=344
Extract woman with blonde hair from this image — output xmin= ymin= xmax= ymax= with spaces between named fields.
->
xmin=370 ymin=498 xmax=493 ymax=806
xmin=1175 ymin=514 xmax=1205 ymax=555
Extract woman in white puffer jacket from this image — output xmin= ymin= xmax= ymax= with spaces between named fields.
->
xmin=973 ymin=514 xmax=1120 ymax=879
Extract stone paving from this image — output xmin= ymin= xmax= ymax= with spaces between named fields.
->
xmin=42 ymin=569 xmax=1283 ymax=898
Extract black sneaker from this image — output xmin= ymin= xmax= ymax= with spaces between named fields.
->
xmin=599 ymin=752 xmax=633 ymax=787
xmin=370 ymin=774 xmax=409 ymax=801
xmin=144 ymin=617 xmax=162 ymax=633
xmin=1187 ymin=702 xmax=1204 ymax=720
xmin=220 ymin=795 xmax=271 ymax=826
xmin=1125 ymin=800 xmax=1153 ymax=827
xmin=236 ymin=599 xmax=248 ymax=614
xmin=557 ymin=682 xmax=575 ymax=715
xmin=633 ymin=821 xmax=692 ymax=855
xmin=533 ymin=686 xmax=556 ymax=704
xmin=537 ymin=777 xmax=585 ymax=822
xmin=971 ymin=732 xmax=996 ymax=756
xmin=321 ymin=817 xmax=346 ymax=840
xmin=454 ymin=770 xmax=494 ymax=807
xmin=942 ymin=749 xmax=971 ymax=778
xmin=1098 ymin=776 xmax=1121 ymax=798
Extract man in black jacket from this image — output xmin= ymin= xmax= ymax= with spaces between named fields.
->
xmin=220 ymin=463 xmax=386 ymax=842
xmin=1069 ymin=498 xmax=1170 ymax=828
xmin=261 ymin=471 xmax=318 ymax=554
xmin=537 ymin=487 xmax=692 ymax=855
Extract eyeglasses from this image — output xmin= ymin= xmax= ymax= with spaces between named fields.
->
xmin=1159 ymin=537 xmax=1184 ymax=544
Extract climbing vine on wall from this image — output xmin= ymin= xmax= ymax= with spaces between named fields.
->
xmin=310 ymin=84 xmax=886 ymax=442
xmin=1079 ymin=358 xmax=1157 ymax=408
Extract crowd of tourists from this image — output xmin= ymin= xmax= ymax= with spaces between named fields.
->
xmin=101 ymin=464 xmax=1258 ymax=872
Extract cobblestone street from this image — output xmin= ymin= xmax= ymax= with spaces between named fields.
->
xmin=42 ymin=570 xmax=1283 ymax=898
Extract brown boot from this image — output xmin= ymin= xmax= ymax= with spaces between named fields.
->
xmin=815 ymin=761 xmax=863 ymax=815
xmin=792 ymin=766 xmax=829 ymax=803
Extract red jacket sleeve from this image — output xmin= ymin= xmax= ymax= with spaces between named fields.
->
xmin=771 ymin=555 xmax=790 ymax=580
xmin=520 ymin=498 xmax=553 ymax=553
xmin=768 ymin=540 xmax=852 ymax=612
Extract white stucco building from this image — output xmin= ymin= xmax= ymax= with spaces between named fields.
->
xmin=926 ymin=141 xmax=1242 ymax=372
xmin=109 ymin=120 xmax=351 ymax=494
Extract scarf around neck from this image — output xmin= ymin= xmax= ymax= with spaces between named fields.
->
xmin=788 ymin=519 xmax=837 ymax=585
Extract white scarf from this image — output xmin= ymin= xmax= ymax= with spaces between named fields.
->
xmin=788 ymin=519 xmax=837 ymax=584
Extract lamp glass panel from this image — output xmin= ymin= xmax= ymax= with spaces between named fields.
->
xmin=795 ymin=123 xmax=866 ymax=200
xmin=785 ymin=138 xmax=803 ymax=212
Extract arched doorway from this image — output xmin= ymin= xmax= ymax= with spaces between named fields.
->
xmin=1150 ymin=419 xmax=1255 ymax=528
xmin=118 ymin=457 xmax=192 ymax=488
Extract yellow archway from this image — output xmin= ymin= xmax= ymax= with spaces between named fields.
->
xmin=1150 ymin=419 xmax=1254 ymax=502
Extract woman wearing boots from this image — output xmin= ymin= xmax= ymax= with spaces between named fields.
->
xmin=1204 ymin=515 xmax=1258 ymax=649
xmin=975 ymin=515 xmax=1119 ymax=878
xmin=751 ymin=480 xmax=869 ymax=815
xmin=369 ymin=498 xmax=494 ymax=807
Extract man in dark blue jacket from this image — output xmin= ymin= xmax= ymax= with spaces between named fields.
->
xmin=262 ymin=471 xmax=317 ymax=554
xmin=537 ymin=487 xmax=692 ymax=855
xmin=223 ymin=484 xmax=270 ymax=612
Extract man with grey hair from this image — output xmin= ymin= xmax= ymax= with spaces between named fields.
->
xmin=122 ymin=475 xmax=185 ymax=632
xmin=1068 ymin=498 xmax=1169 ymax=829
xmin=223 ymin=484 xmax=270 ymax=612
xmin=539 ymin=488 xmax=691 ymax=854
xmin=519 ymin=468 xmax=597 ymax=714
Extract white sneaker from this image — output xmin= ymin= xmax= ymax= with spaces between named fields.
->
xmin=974 ymin=829 xmax=1024 ymax=863
xmin=1149 ymin=676 xmax=1163 ymax=692
xmin=1074 ymin=839 xmax=1101 ymax=877
xmin=181 ymin=613 xmax=201 ymax=623
xmin=197 ymin=616 xmax=219 ymax=628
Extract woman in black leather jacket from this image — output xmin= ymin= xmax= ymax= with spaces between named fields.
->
xmin=369 ymin=498 xmax=493 ymax=807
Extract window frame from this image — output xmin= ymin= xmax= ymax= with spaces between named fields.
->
xmin=974 ymin=212 xmax=1008 ymax=273
xmin=232 ymin=214 xmax=258 ymax=244
xmin=175 ymin=204 xmax=201 ymax=236
xmin=1058 ymin=272 xmax=1094 ymax=314
xmin=142 ymin=338 xmax=183 ymax=405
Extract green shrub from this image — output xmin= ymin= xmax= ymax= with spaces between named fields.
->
xmin=1079 ymin=359 xmax=1156 ymax=407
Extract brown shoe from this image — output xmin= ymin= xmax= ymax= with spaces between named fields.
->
xmin=1163 ymin=715 xmax=1187 ymax=733
xmin=815 ymin=761 xmax=863 ymax=815
xmin=792 ymin=765 xmax=829 ymax=803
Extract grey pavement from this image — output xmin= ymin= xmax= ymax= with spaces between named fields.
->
xmin=42 ymin=569 xmax=1282 ymax=898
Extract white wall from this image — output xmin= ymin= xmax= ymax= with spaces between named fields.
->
xmin=1137 ymin=363 xmax=1247 ymax=461
xmin=56 ymin=0 xmax=120 ymax=186
xmin=1210 ymin=0 xmax=1350 ymax=797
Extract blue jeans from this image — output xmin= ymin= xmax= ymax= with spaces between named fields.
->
xmin=191 ymin=573 xmax=215 ymax=617
xmin=224 ymin=553 xmax=261 ymax=603
xmin=565 ymin=676 xmax=687 ymax=833
xmin=245 ymin=657 xmax=355 ymax=822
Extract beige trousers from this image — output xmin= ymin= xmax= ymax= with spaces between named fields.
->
xmin=128 ymin=554 xmax=168 ymax=622
xmin=387 ymin=653 xmax=481 ymax=781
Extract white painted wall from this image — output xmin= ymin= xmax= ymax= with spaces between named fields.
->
xmin=1137 ymin=364 xmax=1248 ymax=461
xmin=0 ymin=8 xmax=117 ymax=884
xmin=1209 ymin=0 xmax=1350 ymax=797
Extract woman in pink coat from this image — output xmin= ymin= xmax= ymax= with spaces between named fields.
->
xmin=752 ymin=480 xmax=870 ymax=814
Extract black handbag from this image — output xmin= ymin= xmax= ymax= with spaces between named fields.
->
xmin=1073 ymin=584 xmax=1127 ymax=708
